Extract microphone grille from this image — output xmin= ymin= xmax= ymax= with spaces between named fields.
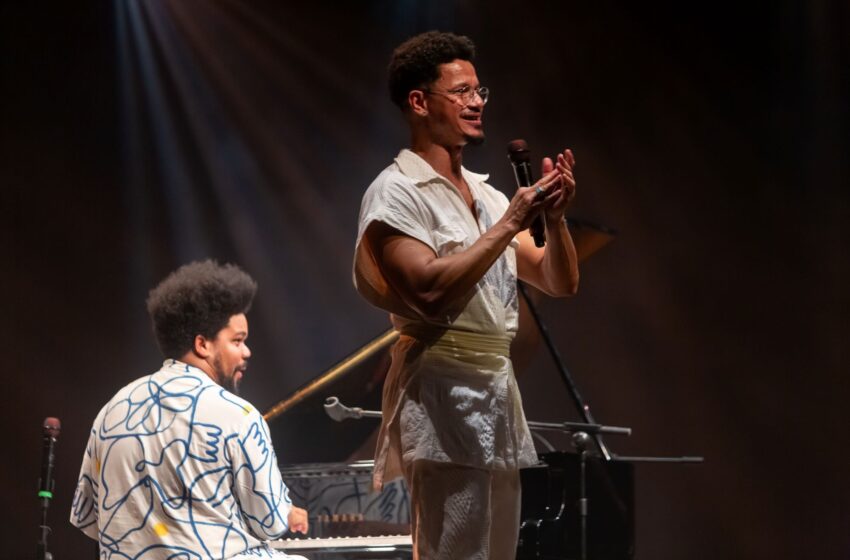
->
xmin=43 ymin=417 xmax=61 ymax=438
xmin=323 ymin=397 xmax=346 ymax=422
xmin=507 ymin=139 xmax=530 ymax=163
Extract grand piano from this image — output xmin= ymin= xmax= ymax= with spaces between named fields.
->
xmin=264 ymin=221 xmax=655 ymax=559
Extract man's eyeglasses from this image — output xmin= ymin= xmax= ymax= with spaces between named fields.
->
xmin=423 ymin=85 xmax=490 ymax=106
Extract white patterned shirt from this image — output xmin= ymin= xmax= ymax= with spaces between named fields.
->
xmin=71 ymin=360 xmax=298 ymax=559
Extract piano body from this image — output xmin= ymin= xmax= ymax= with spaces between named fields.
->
xmin=518 ymin=453 xmax=633 ymax=560
xmin=271 ymin=460 xmax=412 ymax=558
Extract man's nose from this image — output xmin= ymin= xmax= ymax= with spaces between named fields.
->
xmin=467 ymin=90 xmax=486 ymax=109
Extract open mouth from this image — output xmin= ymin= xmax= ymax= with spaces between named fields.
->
xmin=461 ymin=113 xmax=482 ymax=126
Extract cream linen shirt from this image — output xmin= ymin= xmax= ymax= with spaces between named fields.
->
xmin=354 ymin=149 xmax=538 ymax=488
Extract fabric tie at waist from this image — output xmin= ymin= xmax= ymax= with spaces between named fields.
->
xmin=400 ymin=327 xmax=512 ymax=358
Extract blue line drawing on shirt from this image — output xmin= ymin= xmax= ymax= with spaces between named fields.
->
xmin=72 ymin=369 xmax=293 ymax=559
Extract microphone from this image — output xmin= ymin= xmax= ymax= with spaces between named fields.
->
xmin=38 ymin=417 xmax=60 ymax=505
xmin=37 ymin=417 xmax=60 ymax=560
xmin=507 ymin=139 xmax=546 ymax=247
xmin=324 ymin=397 xmax=363 ymax=422
xmin=324 ymin=396 xmax=382 ymax=421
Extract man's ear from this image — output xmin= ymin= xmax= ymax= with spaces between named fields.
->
xmin=193 ymin=334 xmax=212 ymax=358
xmin=408 ymin=90 xmax=428 ymax=117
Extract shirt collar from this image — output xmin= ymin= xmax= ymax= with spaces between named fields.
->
xmin=160 ymin=359 xmax=213 ymax=384
xmin=395 ymin=149 xmax=489 ymax=187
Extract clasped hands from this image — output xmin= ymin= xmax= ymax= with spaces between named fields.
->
xmin=506 ymin=148 xmax=576 ymax=231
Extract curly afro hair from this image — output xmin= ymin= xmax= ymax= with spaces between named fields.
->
xmin=146 ymin=260 xmax=257 ymax=359
xmin=388 ymin=30 xmax=476 ymax=110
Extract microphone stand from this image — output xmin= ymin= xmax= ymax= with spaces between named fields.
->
xmin=518 ymin=270 xmax=630 ymax=560
xmin=36 ymin=425 xmax=58 ymax=560
xmin=37 ymin=510 xmax=53 ymax=560
xmin=518 ymin=280 xmax=614 ymax=460
xmin=573 ymin=432 xmax=591 ymax=560
xmin=518 ymin=271 xmax=703 ymax=559
xmin=526 ymin=419 xmax=630 ymax=560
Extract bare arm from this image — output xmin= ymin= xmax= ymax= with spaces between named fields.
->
xmin=516 ymin=149 xmax=580 ymax=297
xmin=364 ymin=172 xmax=560 ymax=321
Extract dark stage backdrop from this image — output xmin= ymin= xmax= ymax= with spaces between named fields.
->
xmin=3 ymin=1 xmax=847 ymax=559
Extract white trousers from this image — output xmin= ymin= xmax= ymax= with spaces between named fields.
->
xmin=407 ymin=460 xmax=521 ymax=560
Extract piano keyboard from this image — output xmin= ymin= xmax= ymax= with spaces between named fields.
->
xmin=271 ymin=534 xmax=412 ymax=552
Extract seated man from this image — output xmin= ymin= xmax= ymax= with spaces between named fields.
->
xmin=70 ymin=260 xmax=308 ymax=559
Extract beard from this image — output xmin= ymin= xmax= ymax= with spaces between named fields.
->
xmin=223 ymin=374 xmax=239 ymax=395
xmin=212 ymin=355 xmax=246 ymax=395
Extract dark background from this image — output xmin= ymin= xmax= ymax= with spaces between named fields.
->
xmin=3 ymin=1 xmax=847 ymax=558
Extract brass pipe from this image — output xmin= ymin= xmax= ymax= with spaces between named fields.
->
xmin=263 ymin=328 xmax=399 ymax=422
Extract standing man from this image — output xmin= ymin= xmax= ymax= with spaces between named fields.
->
xmin=354 ymin=31 xmax=579 ymax=559
xmin=70 ymin=260 xmax=308 ymax=559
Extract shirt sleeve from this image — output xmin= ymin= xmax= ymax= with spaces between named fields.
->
xmin=357 ymin=173 xmax=436 ymax=253
xmin=354 ymin=173 xmax=435 ymax=315
xmin=70 ymin=421 xmax=100 ymax=540
xmin=228 ymin=414 xmax=292 ymax=540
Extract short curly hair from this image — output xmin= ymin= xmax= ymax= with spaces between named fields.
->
xmin=388 ymin=30 xmax=476 ymax=110
xmin=146 ymin=260 xmax=257 ymax=358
